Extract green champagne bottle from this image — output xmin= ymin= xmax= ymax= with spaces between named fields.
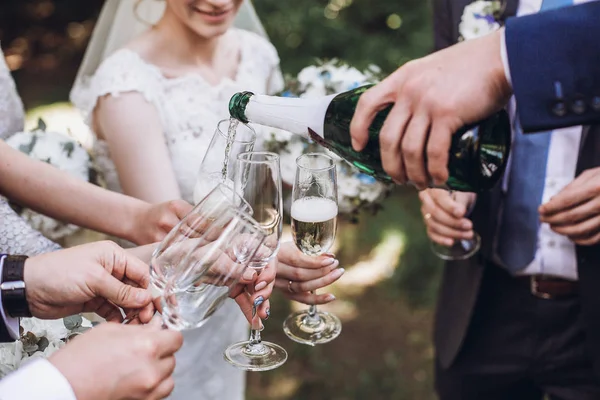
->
xmin=229 ymin=85 xmax=511 ymax=192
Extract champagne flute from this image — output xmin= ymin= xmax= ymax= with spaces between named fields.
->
xmin=193 ymin=119 xmax=256 ymax=204
xmin=429 ymin=188 xmax=481 ymax=260
xmin=283 ymin=153 xmax=342 ymax=345
xmin=122 ymin=183 xmax=252 ymax=324
xmin=224 ymin=151 xmax=288 ymax=371
xmin=160 ymin=207 xmax=267 ymax=331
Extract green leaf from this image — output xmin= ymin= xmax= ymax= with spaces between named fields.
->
xmin=36 ymin=118 xmax=47 ymax=132
xmin=18 ymin=134 xmax=38 ymax=154
xmin=63 ymin=315 xmax=83 ymax=330
xmin=37 ymin=336 xmax=50 ymax=352
xmin=62 ymin=142 xmax=75 ymax=158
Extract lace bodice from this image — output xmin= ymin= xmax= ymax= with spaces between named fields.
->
xmin=0 ymin=49 xmax=61 ymax=256
xmin=76 ymin=29 xmax=283 ymax=204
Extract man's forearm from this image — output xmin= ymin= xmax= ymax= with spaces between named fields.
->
xmin=0 ymin=141 xmax=144 ymax=242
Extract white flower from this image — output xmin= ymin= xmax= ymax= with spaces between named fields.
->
xmin=458 ymin=0 xmax=502 ymax=41
xmin=269 ymin=128 xmax=293 ymax=143
xmin=297 ymin=65 xmax=322 ymax=87
xmin=300 ymin=80 xmax=328 ymax=98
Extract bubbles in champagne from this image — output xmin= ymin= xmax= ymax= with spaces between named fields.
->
xmin=291 ymin=197 xmax=338 ymax=256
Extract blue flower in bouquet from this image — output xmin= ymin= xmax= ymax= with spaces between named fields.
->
xmin=348 ymin=81 xmax=361 ymax=90
xmin=355 ymin=173 xmax=377 ymax=185
xmin=281 ymin=90 xmax=297 ymax=98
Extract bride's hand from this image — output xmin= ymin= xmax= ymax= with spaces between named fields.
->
xmin=128 ymin=199 xmax=193 ymax=245
xmin=232 ymin=259 xmax=276 ymax=324
xmin=275 ymin=242 xmax=344 ymax=305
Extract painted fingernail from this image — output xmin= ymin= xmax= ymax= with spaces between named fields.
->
xmin=253 ymin=296 xmax=264 ymax=308
xmin=321 ymin=257 xmax=337 ymax=267
xmin=332 ymin=268 xmax=345 ymax=278
xmin=265 ymin=308 xmax=270 ymax=320
xmin=325 ymin=294 xmax=336 ymax=302
xmin=255 ymin=281 xmax=267 ymax=291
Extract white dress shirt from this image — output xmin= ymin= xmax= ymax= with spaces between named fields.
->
xmin=500 ymin=0 xmax=595 ymax=281
xmin=0 ymin=359 xmax=76 ymax=400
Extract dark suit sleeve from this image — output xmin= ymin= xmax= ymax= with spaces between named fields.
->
xmin=0 ymin=319 xmax=13 ymax=343
xmin=433 ymin=0 xmax=455 ymax=51
xmin=505 ymin=1 xmax=600 ymax=133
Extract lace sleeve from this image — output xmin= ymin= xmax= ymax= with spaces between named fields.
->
xmin=0 ymin=54 xmax=25 ymax=139
xmin=0 ymin=200 xmax=61 ymax=256
xmin=71 ymin=49 xmax=165 ymax=128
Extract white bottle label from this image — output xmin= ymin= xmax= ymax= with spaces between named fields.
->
xmin=245 ymin=94 xmax=336 ymax=139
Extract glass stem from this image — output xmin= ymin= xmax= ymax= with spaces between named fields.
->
xmin=307 ymin=290 xmax=319 ymax=321
xmin=249 ymin=327 xmax=262 ymax=346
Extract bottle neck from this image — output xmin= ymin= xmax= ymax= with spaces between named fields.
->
xmin=245 ymin=94 xmax=335 ymax=139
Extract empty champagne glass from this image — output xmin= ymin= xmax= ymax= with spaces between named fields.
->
xmin=224 ymin=152 xmax=287 ymax=371
xmin=122 ymin=184 xmax=252 ymax=324
xmin=283 ymin=153 xmax=342 ymax=345
xmin=193 ymin=119 xmax=256 ymax=204
xmin=429 ymin=188 xmax=481 ymax=260
xmin=160 ymin=207 xmax=267 ymax=331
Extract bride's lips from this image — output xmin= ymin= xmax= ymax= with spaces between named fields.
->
xmin=193 ymin=7 xmax=234 ymax=23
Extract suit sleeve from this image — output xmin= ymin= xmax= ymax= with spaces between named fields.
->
xmin=0 ymin=359 xmax=77 ymax=400
xmin=433 ymin=0 xmax=455 ymax=51
xmin=505 ymin=1 xmax=600 ymax=133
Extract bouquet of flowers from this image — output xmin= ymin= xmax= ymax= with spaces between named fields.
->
xmin=0 ymin=315 xmax=93 ymax=378
xmin=458 ymin=0 xmax=503 ymax=41
xmin=4 ymin=119 xmax=100 ymax=241
xmin=264 ymin=59 xmax=392 ymax=223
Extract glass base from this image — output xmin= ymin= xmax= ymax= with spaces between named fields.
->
xmin=282 ymin=310 xmax=342 ymax=346
xmin=431 ymin=233 xmax=481 ymax=261
xmin=224 ymin=341 xmax=287 ymax=372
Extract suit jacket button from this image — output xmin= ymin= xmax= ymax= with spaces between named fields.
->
xmin=592 ymin=97 xmax=600 ymax=112
xmin=571 ymin=99 xmax=586 ymax=114
xmin=552 ymin=101 xmax=567 ymax=117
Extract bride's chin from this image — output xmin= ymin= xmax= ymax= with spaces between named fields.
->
xmin=189 ymin=24 xmax=231 ymax=40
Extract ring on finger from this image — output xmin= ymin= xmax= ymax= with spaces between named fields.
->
xmin=288 ymin=280 xmax=296 ymax=293
xmin=424 ymin=213 xmax=432 ymax=220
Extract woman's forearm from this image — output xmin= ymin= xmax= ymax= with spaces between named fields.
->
xmin=0 ymin=140 xmax=146 ymax=242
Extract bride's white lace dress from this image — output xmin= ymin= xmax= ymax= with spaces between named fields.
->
xmin=73 ymin=29 xmax=283 ymax=399
xmin=0 ymin=48 xmax=61 ymax=256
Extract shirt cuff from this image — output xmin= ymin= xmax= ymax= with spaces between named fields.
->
xmin=0 ymin=359 xmax=77 ymax=400
xmin=500 ymin=28 xmax=513 ymax=90
xmin=0 ymin=256 xmax=20 ymax=340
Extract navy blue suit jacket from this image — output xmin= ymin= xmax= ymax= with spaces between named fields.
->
xmin=505 ymin=1 xmax=600 ymax=132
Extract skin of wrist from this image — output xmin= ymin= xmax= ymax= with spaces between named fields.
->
xmin=490 ymin=28 xmax=512 ymax=101
xmin=122 ymin=198 xmax=150 ymax=244
xmin=22 ymin=257 xmax=39 ymax=317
